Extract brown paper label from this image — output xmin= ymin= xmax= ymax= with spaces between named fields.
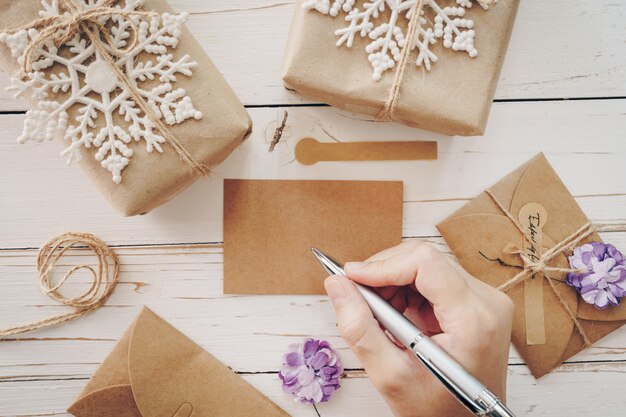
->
xmin=294 ymin=138 xmax=437 ymax=165
xmin=519 ymin=203 xmax=548 ymax=345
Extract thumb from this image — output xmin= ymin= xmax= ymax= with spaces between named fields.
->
xmin=324 ymin=275 xmax=407 ymax=376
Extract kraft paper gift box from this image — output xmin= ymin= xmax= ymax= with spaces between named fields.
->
xmin=283 ymin=0 xmax=519 ymax=136
xmin=0 ymin=0 xmax=252 ymax=216
xmin=437 ymin=154 xmax=626 ymax=378
xmin=68 ymin=307 xmax=291 ymax=417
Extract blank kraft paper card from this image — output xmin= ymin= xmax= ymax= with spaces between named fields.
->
xmin=223 ymin=179 xmax=403 ymax=295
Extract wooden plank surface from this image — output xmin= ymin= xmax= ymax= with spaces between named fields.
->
xmin=0 ymin=0 xmax=625 ymax=110
xmin=3 ymin=364 xmax=626 ymax=417
xmin=1 ymin=1 xmax=625 ymax=416
xmin=2 ymin=245 xmax=626 ymax=377
xmin=1 ymin=100 xmax=625 ymax=247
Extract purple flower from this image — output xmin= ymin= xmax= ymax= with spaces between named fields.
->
xmin=279 ymin=338 xmax=343 ymax=403
xmin=567 ymin=242 xmax=626 ymax=308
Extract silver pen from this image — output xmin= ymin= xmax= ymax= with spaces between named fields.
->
xmin=311 ymin=248 xmax=515 ymax=417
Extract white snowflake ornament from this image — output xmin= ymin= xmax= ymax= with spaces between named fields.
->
xmin=0 ymin=0 xmax=203 ymax=184
xmin=303 ymin=0 xmax=489 ymax=81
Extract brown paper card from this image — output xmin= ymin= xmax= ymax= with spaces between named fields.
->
xmin=0 ymin=0 xmax=252 ymax=216
xmin=283 ymin=0 xmax=519 ymax=136
xmin=295 ymin=138 xmax=437 ymax=165
xmin=68 ymin=307 xmax=291 ymax=417
xmin=437 ymin=154 xmax=626 ymax=378
xmin=224 ymin=179 xmax=403 ymax=295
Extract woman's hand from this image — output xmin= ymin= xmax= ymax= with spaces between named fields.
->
xmin=324 ymin=241 xmax=514 ymax=417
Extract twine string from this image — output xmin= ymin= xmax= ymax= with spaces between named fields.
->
xmin=376 ymin=0 xmax=424 ymax=121
xmin=376 ymin=0 xmax=499 ymax=121
xmin=485 ymin=189 xmax=594 ymax=347
xmin=5 ymin=0 xmax=210 ymax=177
xmin=0 ymin=232 xmax=120 ymax=339
xmin=9 ymin=0 xmax=146 ymax=77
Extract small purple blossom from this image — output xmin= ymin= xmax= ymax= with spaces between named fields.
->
xmin=279 ymin=338 xmax=343 ymax=403
xmin=567 ymin=242 xmax=626 ymax=308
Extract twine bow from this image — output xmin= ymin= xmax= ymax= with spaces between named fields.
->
xmin=502 ymin=243 xmax=585 ymax=280
xmin=0 ymin=232 xmax=120 ymax=339
xmin=485 ymin=189 xmax=595 ymax=347
xmin=13 ymin=0 xmax=152 ymax=78
xmin=4 ymin=0 xmax=210 ymax=177
xmin=376 ymin=0 xmax=497 ymax=122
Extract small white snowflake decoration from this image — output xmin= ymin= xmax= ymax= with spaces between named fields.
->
xmin=0 ymin=0 xmax=202 ymax=184
xmin=303 ymin=0 xmax=490 ymax=81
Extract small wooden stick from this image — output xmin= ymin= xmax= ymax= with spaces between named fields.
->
xmin=269 ymin=111 xmax=288 ymax=152
xmin=295 ymin=137 xmax=437 ymax=165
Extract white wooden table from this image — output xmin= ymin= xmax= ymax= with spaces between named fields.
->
xmin=1 ymin=1 xmax=626 ymax=416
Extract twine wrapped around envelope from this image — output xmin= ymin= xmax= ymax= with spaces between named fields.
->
xmin=438 ymin=153 xmax=626 ymax=377
xmin=485 ymin=189 xmax=595 ymax=347
xmin=4 ymin=0 xmax=210 ymax=177
xmin=0 ymin=232 xmax=120 ymax=339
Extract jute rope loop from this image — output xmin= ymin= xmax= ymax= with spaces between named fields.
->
xmin=4 ymin=0 xmax=210 ymax=177
xmin=485 ymin=190 xmax=595 ymax=347
xmin=8 ymin=0 xmax=151 ymax=76
xmin=0 ymin=232 xmax=120 ymax=339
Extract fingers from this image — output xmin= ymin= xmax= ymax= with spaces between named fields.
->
xmin=344 ymin=244 xmax=420 ymax=287
xmin=364 ymin=242 xmax=414 ymax=262
xmin=324 ymin=275 xmax=407 ymax=374
xmin=346 ymin=242 xmax=472 ymax=309
xmin=410 ymin=245 xmax=473 ymax=313
xmin=405 ymin=294 xmax=442 ymax=335
xmin=345 ymin=242 xmax=482 ymax=338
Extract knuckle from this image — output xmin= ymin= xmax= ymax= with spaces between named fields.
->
xmin=412 ymin=242 xmax=440 ymax=261
xmin=364 ymin=259 xmax=387 ymax=275
xmin=481 ymin=314 xmax=500 ymax=336
xmin=486 ymin=289 xmax=515 ymax=324
xmin=498 ymin=292 xmax=516 ymax=319
xmin=399 ymin=239 xmax=421 ymax=249
xmin=472 ymin=301 xmax=510 ymax=346
xmin=338 ymin=315 xmax=371 ymax=349
xmin=376 ymin=374 xmax=404 ymax=398
xmin=372 ymin=362 xmax=413 ymax=398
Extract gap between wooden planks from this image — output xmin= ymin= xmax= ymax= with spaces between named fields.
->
xmin=1 ymin=363 xmax=626 ymax=417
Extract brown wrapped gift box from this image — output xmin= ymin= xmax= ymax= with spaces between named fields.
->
xmin=0 ymin=0 xmax=252 ymax=216
xmin=437 ymin=154 xmax=626 ymax=378
xmin=68 ymin=307 xmax=291 ymax=417
xmin=283 ymin=0 xmax=519 ymax=136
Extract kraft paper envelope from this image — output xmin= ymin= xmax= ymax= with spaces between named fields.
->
xmin=224 ymin=179 xmax=403 ymax=295
xmin=68 ymin=307 xmax=290 ymax=417
xmin=437 ymin=154 xmax=626 ymax=378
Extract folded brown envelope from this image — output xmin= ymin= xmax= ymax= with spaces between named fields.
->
xmin=68 ymin=307 xmax=290 ymax=417
xmin=223 ymin=179 xmax=403 ymax=295
xmin=437 ymin=154 xmax=626 ymax=378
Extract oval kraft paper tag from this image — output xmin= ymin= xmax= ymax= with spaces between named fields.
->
xmin=519 ymin=203 xmax=548 ymax=345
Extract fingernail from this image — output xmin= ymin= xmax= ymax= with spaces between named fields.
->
xmin=345 ymin=261 xmax=367 ymax=272
xmin=324 ymin=276 xmax=347 ymax=306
